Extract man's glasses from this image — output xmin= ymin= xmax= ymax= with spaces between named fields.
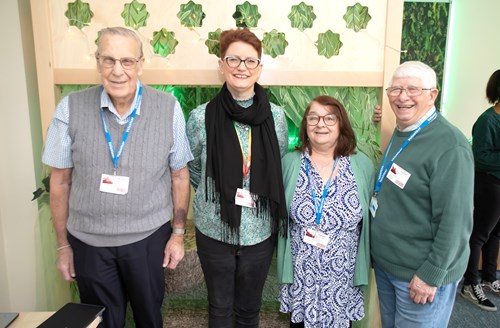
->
xmin=223 ymin=56 xmax=261 ymax=69
xmin=305 ymin=114 xmax=337 ymax=126
xmin=96 ymin=56 xmax=142 ymax=70
xmin=386 ymin=86 xmax=432 ymax=97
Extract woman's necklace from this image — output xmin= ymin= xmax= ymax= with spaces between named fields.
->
xmin=310 ymin=157 xmax=334 ymax=172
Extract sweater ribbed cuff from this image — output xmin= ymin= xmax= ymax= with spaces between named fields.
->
xmin=416 ymin=261 xmax=447 ymax=287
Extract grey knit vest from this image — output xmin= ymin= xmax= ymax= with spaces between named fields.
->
xmin=67 ymin=85 xmax=175 ymax=246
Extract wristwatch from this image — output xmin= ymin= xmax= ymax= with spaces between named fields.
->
xmin=172 ymin=228 xmax=187 ymax=235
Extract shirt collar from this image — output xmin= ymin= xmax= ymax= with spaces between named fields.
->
xmin=398 ymin=106 xmax=437 ymax=132
xmin=100 ymin=80 xmax=142 ymax=119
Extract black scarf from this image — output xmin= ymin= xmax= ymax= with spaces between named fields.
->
xmin=205 ymin=83 xmax=287 ymax=241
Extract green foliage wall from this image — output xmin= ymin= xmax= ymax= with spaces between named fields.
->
xmin=59 ymin=84 xmax=382 ymax=164
xmin=401 ymin=2 xmax=450 ymax=108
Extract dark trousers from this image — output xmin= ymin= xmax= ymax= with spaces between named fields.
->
xmin=464 ymin=171 xmax=500 ymax=284
xmin=196 ymin=229 xmax=274 ymax=328
xmin=68 ymin=223 xmax=170 ymax=328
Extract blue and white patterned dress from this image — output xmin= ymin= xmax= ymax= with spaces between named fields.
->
xmin=279 ymin=152 xmax=364 ymax=328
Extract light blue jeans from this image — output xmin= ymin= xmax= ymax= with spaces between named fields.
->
xmin=374 ymin=263 xmax=458 ymax=328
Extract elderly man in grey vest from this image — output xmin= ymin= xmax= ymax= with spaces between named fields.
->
xmin=42 ymin=27 xmax=193 ymax=328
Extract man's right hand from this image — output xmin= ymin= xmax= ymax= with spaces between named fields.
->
xmin=57 ymin=247 xmax=76 ymax=281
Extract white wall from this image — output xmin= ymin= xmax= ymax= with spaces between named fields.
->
xmin=0 ymin=0 xmax=43 ymax=311
xmin=442 ymin=0 xmax=500 ymax=138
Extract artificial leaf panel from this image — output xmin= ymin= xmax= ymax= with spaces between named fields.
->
xmin=288 ymin=2 xmax=316 ymax=32
xmin=233 ymin=1 xmax=261 ymax=28
xmin=205 ymin=29 xmax=222 ymax=57
xmin=65 ymin=0 xmax=93 ymax=29
xmin=316 ymin=30 xmax=343 ymax=59
xmin=178 ymin=1 xmax=205 ymax=29
xmin=151 ymin=28 xmax=179 ymax=57
xmin=344 ymin=2 xmax=372 ymax=32
xmin=122 ymin=0 xmax=150 ymax=30
xmin=262 ymin=29 xmax=288 ymax=58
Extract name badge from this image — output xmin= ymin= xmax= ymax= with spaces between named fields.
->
xmin=235 ymin=188 xmax=256 ymax=208
xmin=99 ymin=174 xmax=129 ymax=195
xmin=386 ymin=163 xmax=411 ymax=189
xmin=303 ymin=228 xmax=329 ymax=249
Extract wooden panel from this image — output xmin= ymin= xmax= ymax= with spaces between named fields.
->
xmin=380 ymin=0 xmax=404 ymax=151
xmin=53 ymin=68 xmax=383 ymax=87
xmin=31 ymin=0 xmax=403 ymax=143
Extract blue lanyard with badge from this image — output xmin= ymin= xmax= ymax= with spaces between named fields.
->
xmin=303 ymin=157 xmax=339 ymax=250
xmin=99 ymin=84 xmax=143 ymax=195
xmin=370 ymin=111 xmax=437 ymax=217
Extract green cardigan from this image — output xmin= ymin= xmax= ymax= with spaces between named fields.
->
xmin=277 ymin=151 xmax=375 ymax=290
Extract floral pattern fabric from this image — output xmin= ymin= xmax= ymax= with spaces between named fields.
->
xmin=280 ymin=152 xmax=364 ymax=328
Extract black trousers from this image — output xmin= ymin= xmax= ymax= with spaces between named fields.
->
xmin=196 ymin=229 xmax=274 ymax=328
xmin=69 ymin=223 xmax=170 ymax=328
xmin=464 ymin=171 xmax=500 ymax=284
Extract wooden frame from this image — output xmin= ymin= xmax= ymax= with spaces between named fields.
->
xmin=30 ymin=0 xmax=404 ymax=142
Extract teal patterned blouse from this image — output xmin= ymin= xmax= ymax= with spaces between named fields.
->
xmin=187 ymin=98 xmax=289 ymax=246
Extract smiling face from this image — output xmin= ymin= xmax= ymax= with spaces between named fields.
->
xmin=306 ymin=101 xmax=340 ymax=152
xmin=388 ymin=76 xmax=438 ymax=130
xmin=219 ymin=41 xmax=262 ymax=100
xmin=96 ymin=33 xmax=144 ymax=112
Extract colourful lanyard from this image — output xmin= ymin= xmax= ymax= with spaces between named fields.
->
xmin=234 ymin=123 xmax=252 ymax=179
xmin=100 ymin=84 xmax=143 ymax=175
xmin=305 ymin=157 xmax=340 ymax=225
xmin=375 ymin=111 xmax=437 ymax=194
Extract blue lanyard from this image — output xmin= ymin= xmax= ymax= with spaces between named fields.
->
xmin=306 ymin=157 xmax=340 ymax=225
xmin=100 ymin=84 xmax=143 ymax=174
xmin=375 ymin=111 xmax=437 ymax=194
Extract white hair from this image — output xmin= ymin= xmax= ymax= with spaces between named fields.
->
xmin=391 ymin=61 xmax=437 ymax=88
xmin=95 ymin=27 xmax=143 ymax=58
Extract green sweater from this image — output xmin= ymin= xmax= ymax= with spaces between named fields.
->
xmin=472 ymin=106 xmax=500 ymax=180
xmin=277 ymin=150 xmax=375 ymax=289
xmin=371 ymin=114 xmax=474 ymax=286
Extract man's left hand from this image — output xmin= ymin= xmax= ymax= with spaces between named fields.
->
xmin=408 ymin=274 xmax=437 ymax=304
xmin=163 ymin=234 xmax=185 ymax=269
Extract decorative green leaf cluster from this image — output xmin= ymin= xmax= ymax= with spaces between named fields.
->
xmin=63 ymin=1 xmax=374 ymax=60
xmin=177 ymin=1 xmax=206 ymax=29
xmin=233 ymin=1 xmax=261 ymax=28
xmin=262 ymin=30 xmax=288 ymax=58
xmin=343 ymin=3 xmax=371 ymax=32
xmin=122 ymin=0 xmax=150 ymax=30
xmin=205 ymin=29 xmax=222 ymax=57
xmin=316 ymin=30 xmax=343 ymax=59
xmin=151 ymin=28 xmax=179 ymax=57
xmin=65 ymin=0 xmax=94 ymax=30
xmin=288 ymin=2 xmax=316 ymax=32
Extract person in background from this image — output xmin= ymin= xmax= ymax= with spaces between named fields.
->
xmin=277 ymin=96 xmax=375 ymax=328
xmin=461 ymin=69 xmax=500 ymax=311
xmin=186 ymin=28 xmax=288 ymax=327
xmin=370 ymin=61 xmax=474 ymax=327
xmin=42 ymin=27 xmax=193 ymax=327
